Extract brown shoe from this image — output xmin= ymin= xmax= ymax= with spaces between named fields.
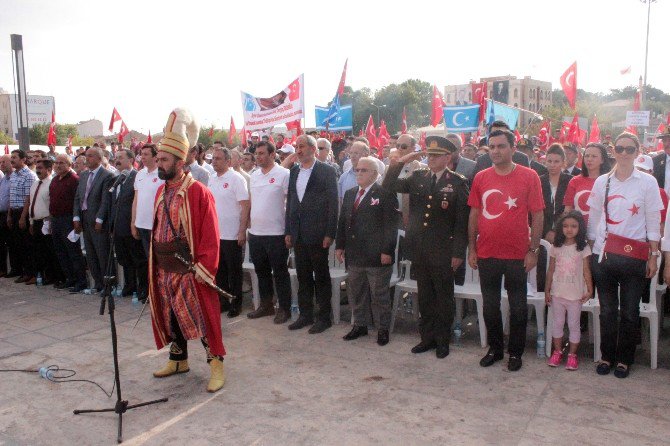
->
xmin=24 ymin=276 xmax=37 ymax=285
xmin=15 ymin=275 xmax=29 ymax=283
xmin=247 ymin=301 xmax=275 ymax=319
xmin=273 ymin=308 xmax=290 ymax=324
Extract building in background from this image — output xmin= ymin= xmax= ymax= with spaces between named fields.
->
xmin=76 ymin=119 xmax=103 ymax=137
xmin=0 ymin=88 xmax=55 ymax=139
xmin=444 ymin=76 xmax=552 ymax=128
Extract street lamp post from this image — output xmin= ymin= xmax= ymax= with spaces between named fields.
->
xmin=641 ymin=0 xmax=656 ymax=108
xmin=372 ymin=104 xmax=386 ymax=124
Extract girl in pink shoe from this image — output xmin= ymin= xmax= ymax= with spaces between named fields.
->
xmin=545 ymin=211 xmax=593 ymax=370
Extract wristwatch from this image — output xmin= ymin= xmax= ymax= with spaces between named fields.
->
xmin=650 ymin=250 xmax=661 ymax=257
xmin=528 ymin=247 xmax=540 ymax=254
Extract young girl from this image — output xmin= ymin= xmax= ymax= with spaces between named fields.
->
xmin=545 ymin=211 xmax=593 ymax=370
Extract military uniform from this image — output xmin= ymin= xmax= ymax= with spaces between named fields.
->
xmin=383 ymin=136 xmax=469 ymax=351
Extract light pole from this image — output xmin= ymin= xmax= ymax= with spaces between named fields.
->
xmin=641 ymin=0 xmax=656 ymax=108
xmin=371 ymin=104 xmax=386 ymax=124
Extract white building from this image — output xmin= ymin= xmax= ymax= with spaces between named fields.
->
xmin=0 ymin=90 xmax=56 ymax=139
xmin=444 ymin=76 xmax=552 ymax=128
xmin=76 ymin=119 xmax=103 ymax=137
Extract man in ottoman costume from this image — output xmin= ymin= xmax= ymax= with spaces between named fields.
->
xmin=150 ymin=108 xmax=226 ymax=393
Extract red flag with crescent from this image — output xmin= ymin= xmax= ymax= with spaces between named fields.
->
xmin=431 ymin=85 xmax=446 ymax=127
xmin=588 ymin=115 xmax=600 ymax=143
xmin=108 ymin=107 xmax=122 ymax=132
xmin=401 ymin=107 xmax=408 ymax=134
xmin=560 ymin=62 xmax=577 ymax=109
xmin=229 ymin=117 xmax=236 ymax=146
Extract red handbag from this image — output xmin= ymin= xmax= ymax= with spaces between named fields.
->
xmin=602 ymin=175 xmax=649 ymax=261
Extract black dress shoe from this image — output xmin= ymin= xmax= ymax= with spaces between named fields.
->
xmin=436 ymin=345 xmax=450 ymax=358
xmin=54 ymin=281 xmax=68 ymax=290
xmin=273 ymin=308 xmax=290 ymax=324
xmin=480 ymin=349 xmax=504 ymax=367
xmin=121 ymin=286 xmax=136 ymax=297
xmin=288 ymin=315 xmax=314 ymax=330
xmin=596 ymin=361 xmax=611 ymax=376
xmin=507 ymin=356 xmax=523 ymax=372
xmin=343 ymin=326 xmax=368 ymax=341
xmin=613 ymin=363 xmax=629 ymax=379
xmin=377 ymin=330 xmax=389 ymax=346
xmin=227 ymin=307 xmax=241 ymax=318
xmin=308 ymin=319 xmax=332 ymax=334
xmin=14 ymin=275 xmax=29 ymax=283
xmin=247 ymin=302 xmax=275 ymax=319
xmin=411 ymin=341 xmax=437 ymax=354
xmin=5 ymin=271 xmax=20 ymax=278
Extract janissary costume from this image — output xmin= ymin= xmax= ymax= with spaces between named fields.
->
xmin=149 ymin=108 xmax=225 ymax=392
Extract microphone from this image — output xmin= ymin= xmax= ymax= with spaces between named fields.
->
xmin=108 ymin=173 xmax=127 ymax=193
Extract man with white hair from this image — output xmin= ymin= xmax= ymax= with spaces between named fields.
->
xmin=336 ymin=156 xmax=399 ymax=346
xmin=445 ymin=133 xmax=476 ymax=181
xmin=338 ymin=141 xmax=373 ymax=202
xmin=316 ymin=138 xmax=342 ymax=178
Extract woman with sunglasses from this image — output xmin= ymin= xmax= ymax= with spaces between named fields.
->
xmin=563 ymin=143 xmax=611 ymax=228
xmin=586 ymin=132 xmax=664 ymax=378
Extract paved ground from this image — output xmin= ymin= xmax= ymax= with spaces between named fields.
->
xmin=1 ymin=278 xmax=669 ymax=446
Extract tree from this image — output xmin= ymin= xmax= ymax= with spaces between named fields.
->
xmin=0 ymin=131 xmax=16 ymax=144
xmin=197 ymin=128 xmax=239 ymax=148
xmin=29 ymin=123 xmax=81 ymax=145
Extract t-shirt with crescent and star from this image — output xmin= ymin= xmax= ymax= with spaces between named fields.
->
xmin=563 ymin=175 xmax=596 ymax=226
xmin=468 ymin=165 xmax=545 ymax=260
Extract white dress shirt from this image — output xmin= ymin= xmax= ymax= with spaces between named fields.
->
xmin=296 ymin=163 xmax=314 ymax=202
xmin=28 ymin=175 xmax=52 ymax=223
xmin=664 ymin=154 xmax=670 ymax=196
xmin=587 ymin=169 xmax=664 ymax=255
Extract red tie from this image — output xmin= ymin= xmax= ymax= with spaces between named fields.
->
xmin=30 ymin=180 xmax=42 ymax=219
xmin=353 ymin=188 xmax=365 ymax=210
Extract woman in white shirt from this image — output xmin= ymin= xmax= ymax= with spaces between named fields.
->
xmin=586 ymin=132 xmax=663 ymax=379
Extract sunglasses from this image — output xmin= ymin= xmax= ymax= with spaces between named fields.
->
xmin=614 ymin=145 xmax=637 ymax=155
xmin=354 ymin=168 xmax=373 ymax=173
xmin=318 ymin=147 xmax=329 ymax=150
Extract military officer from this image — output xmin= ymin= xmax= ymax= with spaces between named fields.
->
xmin=382 ymin=136 xmax=469 ymax=358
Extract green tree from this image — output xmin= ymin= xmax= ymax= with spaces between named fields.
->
xmin=197 ymin=128 xmax=239 ymax=148
xmin=0 ymin=131 xmax=16 ymax=144
xmin=29 ymin=123 xmax=49 ymax=145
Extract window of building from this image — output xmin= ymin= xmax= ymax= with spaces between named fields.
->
xmin=514 ymin=103 xmax=518 ymax=107
xmin=468 ymin=92 xmax=472 ymax=101
xmin=447 ymin=94 xmax=451 ymax=103
xmin=514 ymin=88 xmax=518 ymax=99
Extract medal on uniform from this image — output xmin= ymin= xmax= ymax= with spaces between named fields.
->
xmin=441 ymin=200 xmax=449 ymax=209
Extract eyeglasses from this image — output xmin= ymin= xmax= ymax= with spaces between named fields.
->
xmin=354 ymin=168 xmax=373 ymax=173
xmin=318 ymin=147 xmax=328 ymax=150
xmin=396 ymin=144 xmax=410 ymax=150
xmin=614 ymin=145 xmax=637 ymax=155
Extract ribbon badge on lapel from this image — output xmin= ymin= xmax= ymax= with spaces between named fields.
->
xmin=370 ymin=198 xmax=379 ymax=206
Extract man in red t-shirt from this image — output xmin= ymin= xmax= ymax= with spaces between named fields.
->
xmin=467 ymin=129 xmax=544 ymax=372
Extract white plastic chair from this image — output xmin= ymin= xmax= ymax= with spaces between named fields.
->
xmin=389 ymin=259 xmax=419 ymax=333
xmin=242 ymin=239 xmax=260 ymax=310
xmin=640 ymin=256 xmax=661 ymax=369
xmin=328 ymin=243 xmax=348 ymax=324
xmin=454 ymin=255 xmax=487 ymax=348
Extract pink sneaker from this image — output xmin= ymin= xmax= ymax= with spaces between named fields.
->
xmin=547 ymin=350 xmax=563 ymax=367
xmin=565 ymin=354 xmax=578 ymax=371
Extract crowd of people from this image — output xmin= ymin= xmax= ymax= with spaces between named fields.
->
xmin=1 ymin=116 xmax=670 ymax=392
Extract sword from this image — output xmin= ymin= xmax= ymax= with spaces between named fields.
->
xmin=174 ymin=253 xmax=234 ymax=301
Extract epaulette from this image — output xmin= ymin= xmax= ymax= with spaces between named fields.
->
xmin=448 ymin=169 xmax=467 ymax=182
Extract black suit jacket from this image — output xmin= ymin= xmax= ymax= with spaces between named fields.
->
xmin=72 ymin=166 xmax=116 ymax=228
xmin=382 ymin=163 xmax=469 ymax=263
xmin=653 ymin=152 xmax=667 ymax=188
xmin=540 ymin=173 xmax=572 ymax=237
xmin=473 ymin=150 xmax=529 ymax=177
xmin=108 ymin=170 xmax=137 ymax=238
xmin=285 ymin=160 xmax=338 ymax=245
xmin=564 ymin=165 xmax=582 ymax=176
xmin=530 ymin=160 xmax=548 ymax=178
xmin=335 ymin=183 xmax=399 ymax=267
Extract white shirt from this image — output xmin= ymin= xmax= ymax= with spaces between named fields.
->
xmin=208 ymin=169 xmax=249 ymax=240
xmin=343 ymin=157 xmax=386 ymax=179
xmin=133 ymin=167 xmax=164 ymax=230
xmin=249 ymin=164 xmax=290 ymax=236
xmin=28 ymin=175 xmax=52 ymax=222
xmin=664 ymin=154 xmax=670 ymax=196
xmin=296 ymin=163 xmax=314 ymax=202
xmin=202 ymin=162 xmax=215 ymax=175
xmin=587 ymin=169 xmax=664 ymax=255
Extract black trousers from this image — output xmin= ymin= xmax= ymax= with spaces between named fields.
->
xmin=31 ymin=219 xmax=63 ymax=283
xmin=216 ymin=239 xmax=243 ymax=310
xmin=0 ymin=211 xmax=9 ymax=273
xmin=168 ymin=310 xmax=221 ymax=363
xmin=591 ymin=253 xmax=646 ymax=366
xmin=248 ymin=234 xmax=291 ymax=311
xmin=82 ymin=213 xmax=110 ymax=290
xmin=294 ymin=242 xmax=332 ymax=322
xmin=114 ymin=234 xmax=148 ymax=295
xmin=479 ymin=258 xmax=528 ymax=357
xmin=414 ymin=254 xmax=455 ymax=347
xmin=8 ymin=209 xmax=33 ymax=277
xmin=138 ymin=228 xmax=152 ymax=258
xmin=51 ymin=215 xmax=87 ymax=287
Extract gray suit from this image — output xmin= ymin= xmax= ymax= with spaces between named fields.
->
xmin=454 ymin=156 xmax=476 ymax=181
xmin=73 ymin=166 xmax=116 ymax=290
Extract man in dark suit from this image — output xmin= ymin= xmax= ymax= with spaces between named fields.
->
xmin=652 ymin=127 xmax=670 ymax=190
xmin=336 ymin=157 xmax=399 ymax=346
xmin=383 ymin=136 xmax=469 ymax=358
xmin=473 ymin=121 xmax=529 ymax=177
xmin=562 ymin=144 xmax=582 ymax=176
xmin=73 ymin=146 xmax=116 ymax=293
xmin=517 ymin=138 xmax=548 ymax=178
xmin=108 ymin=149 xmax=148 ymax=300
xmin=285 ymin=135 xmax=339 ymax=334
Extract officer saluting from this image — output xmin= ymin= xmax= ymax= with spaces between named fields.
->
xmin=383 ymin=136 xmax=469 ymax=358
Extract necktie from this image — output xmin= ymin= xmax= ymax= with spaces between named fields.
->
xmin=430 ymin=174 xmax=437 ymax=192
xmin=82 ymin=171 xmax=95 ymax=211
xmin=30 ymin=180 xmax=42 ymax=219
xmin=353 ymin=188 xmax=365 ymax=210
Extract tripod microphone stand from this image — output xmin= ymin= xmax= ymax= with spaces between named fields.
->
xmin=73 ymin=172 xmax=167 ymax=443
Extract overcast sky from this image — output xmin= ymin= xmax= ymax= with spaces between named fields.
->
xmin=1 ymin=0 xmax=668 ymax=134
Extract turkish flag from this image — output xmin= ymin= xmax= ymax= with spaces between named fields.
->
xmin=514 ymin=130 xmax=522 ymax=143
xmin=67 ymin=134 xmax=74 ymax=148
xmin=337 ymin=59 xmax=348 ymax=96
xmin=538 ymin=120 xmax=551 ymax=149
xmin=358 ymin=129 xmax=364 ymax=137
xmin=588 ymin=115 xmax=600 ymax=143
xmin=365 ymin=115 xmax=379 ymax=149
xmin=147 ymin=131 xmax=152 ymax=144
xmin=560 ymin=62 xmax=577 ymax=109
xmin=418 ymin=132 xmax=426 ymax=149
xmin=431 ymin=85 xmax=446 ymax=127
xmin=633 ymin=90 xmax=641 ymax=111
xmin=656 ymin=124 xmax=666 ymax=151
xmin=472 ymin=82 xmax=487 ymax=122
xmin=625 ymin=125 xmax=637 ymax=136
xmin=4 ymin=144 xmax=8 ymax=155
xmin=118 ymin=120 xmax=129 ymax=143
xmin=559 ymin=121 xmax=571 ymax=144
xmin=379 ymin=120 xmax=391 ymax=140
xmin=47 ymin=111 xmax=57 ymax=146
xmin=108 ymin=107 xmax=122 ymax=132
xmin=240 ymin=127 xmax=247 ymax=148
xmin=567 ymin=115 xmax=580 ymax=144
xmin=208 ymin=126 xmax=214 ymax=137
xmin=401 ymin=107 xmax=408 ymax=134
xmin=472 ymin=128 xmax=481 ymax=145
xmin=229 ymin=117 xmax=236 ymax=146
xmin=286 ymin=119 xmax=303 ymax=135
xmin=287 ymin=77 xmax=301 ymax=101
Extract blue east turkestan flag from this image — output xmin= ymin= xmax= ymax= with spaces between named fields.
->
xmin=485 ymin=100 xmax=520 ymax=130
xmin=443 ymin=105 xmax=480 ymax=132
xmin=315 ymin=104 xmax=353 ymax=131
xmin=322 ymin=94 xmax=341 ymax=127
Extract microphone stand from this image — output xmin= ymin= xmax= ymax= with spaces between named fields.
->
xmin=73 ymin=172 xmax=167 ymax=444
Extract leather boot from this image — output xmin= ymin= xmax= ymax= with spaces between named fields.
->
xmin=153 ymin=359 xmax=189 ymax=378
xmin=207 ymin=358 xmax=225 ymax=393
xmin=246 ymin=300 xmax=275 ymax=319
